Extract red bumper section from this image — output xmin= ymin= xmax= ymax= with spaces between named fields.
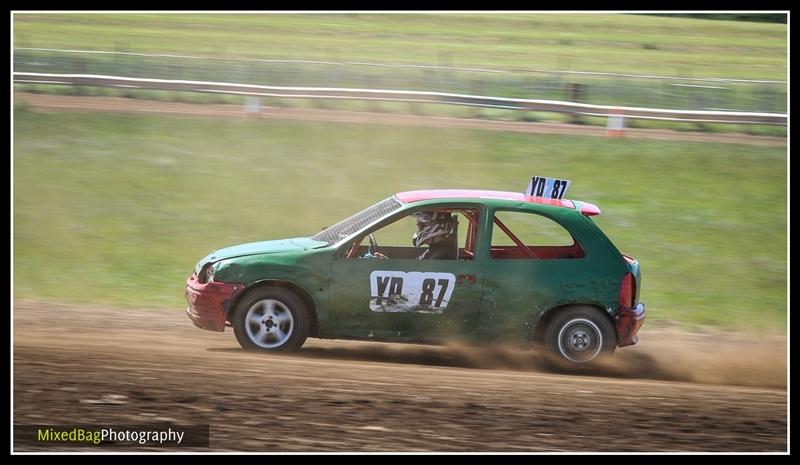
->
xmin=185 ymin=274 xmax=245 ymax=332
xmin=615 ymin=303 xmax=646 ymax=347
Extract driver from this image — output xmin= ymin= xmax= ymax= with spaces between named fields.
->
xmin=412 ymin=211 xmax=458 ymax=260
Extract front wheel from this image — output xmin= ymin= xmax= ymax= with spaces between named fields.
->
xmin=544 ymin=306 xmax=616 ymax=365
xmin=232 ymin=287 xmax=309 ymax=352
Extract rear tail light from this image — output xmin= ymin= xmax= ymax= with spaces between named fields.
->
xmin=619 ymin=272 xmax=635 ymax=309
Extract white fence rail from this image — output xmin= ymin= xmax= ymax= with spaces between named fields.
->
xmin=13 ymin=72 xmax=788 ymax=125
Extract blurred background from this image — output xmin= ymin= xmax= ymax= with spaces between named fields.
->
xmin=13 ymin=13 xmax=787 ymax=331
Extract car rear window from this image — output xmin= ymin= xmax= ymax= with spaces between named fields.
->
xmin=312 ymin=196 xmax=403 ymax=245
xmin=490 ymin=210 xmax=585 ymax=259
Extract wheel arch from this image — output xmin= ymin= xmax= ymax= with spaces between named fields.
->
xmin=229 ymin=279 xmax=320 ymax=337
xmin=531 ymin=303 xmax=615 ymax=346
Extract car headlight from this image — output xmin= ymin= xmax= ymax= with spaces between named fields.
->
xmin=199 ymin=263 xmax=215 ymax=284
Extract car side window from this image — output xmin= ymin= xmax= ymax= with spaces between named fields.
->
xmin=490 ymin=210 xmax=584 ymax=259
xmin=345 ymin=208 xmax=480 ymax=260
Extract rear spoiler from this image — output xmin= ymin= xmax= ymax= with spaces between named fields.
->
xmin=573 ymin=200 xmax=601 ymax=217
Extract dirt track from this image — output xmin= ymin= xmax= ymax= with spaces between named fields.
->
xmin=13 ymin=301 xmax=786 ymax=452
xmin=14 ymin=93 xmax=787 ymax=147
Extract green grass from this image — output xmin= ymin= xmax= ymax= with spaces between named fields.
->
xmin=13 ymin=109 xmax=787 ymax=332
xmin=14 ymin=13 xmax=787 ymax=80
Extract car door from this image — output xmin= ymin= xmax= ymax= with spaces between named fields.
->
xmin=326 ymin=205 xmax=484 ymax=342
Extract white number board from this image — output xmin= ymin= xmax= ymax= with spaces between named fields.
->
xmin=525 ymin=176 xmax=571 ymax=200
xmin=369 ymin=271 xmax=456 ymax=314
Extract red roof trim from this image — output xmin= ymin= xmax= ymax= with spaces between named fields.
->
xmin=396 ymin=189 xmax=575 ymax=208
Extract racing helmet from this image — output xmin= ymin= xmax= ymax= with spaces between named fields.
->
xmin=412 ymin=211 xmax=457 ymax=248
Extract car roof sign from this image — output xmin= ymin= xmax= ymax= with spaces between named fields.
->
xmin=395 ymin=190 xmax=575 ymax=209
xmin=525 ymin=176 xmax=571 ymax=200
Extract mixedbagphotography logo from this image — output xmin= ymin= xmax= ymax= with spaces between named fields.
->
xmin=14 ymin=424 xmax=210 ymax=449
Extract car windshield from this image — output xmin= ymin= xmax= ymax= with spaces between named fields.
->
xmin=311 ymin=196 xmax=403 ymax=245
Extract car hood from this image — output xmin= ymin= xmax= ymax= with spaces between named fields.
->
xmin=195 ymin=237 xmax=327 ymax=272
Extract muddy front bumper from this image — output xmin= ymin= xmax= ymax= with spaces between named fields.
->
xmin=185 ymin=274 xmax=245 ymax=332
xmin=615 ymin=303 xmax=646 ymax=347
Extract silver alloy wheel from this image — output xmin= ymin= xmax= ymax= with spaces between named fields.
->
xmin=556 ymin=318 xmax=603 ymax=363
xmin=244 ymin=299 xmax=294 ymax=349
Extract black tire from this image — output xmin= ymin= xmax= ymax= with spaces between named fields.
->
xmin=232 ymin=286 xmax=309 ymax=352
xmin=543 ymin=306 xmax=616 ymax=365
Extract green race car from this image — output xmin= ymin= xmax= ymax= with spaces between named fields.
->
xmin=186 ymin=187 xmax=645 ymax=365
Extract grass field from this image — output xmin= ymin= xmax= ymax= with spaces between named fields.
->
xmin=13 ymin=109 xmax=787 ymax=331
xmin=13 ymin=13 xmax=787 ymax=80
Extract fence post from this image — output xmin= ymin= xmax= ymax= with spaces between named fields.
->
xmin=607 ymin=108 xmax=625 ymax=137
xmin=566 ymin=82 xmax=586 ymax=124
xmin=470 ymin=79 xmax=484 ymax=118
xmin=407 ymin=71 xmax=423 ymax=115
xmin=244 ymin=96 xmax=261 ymax=118
xmin=437 ymin=51 xmax=453 ymax=92
xmin=368 ymin=75 xmax=382 ymax=112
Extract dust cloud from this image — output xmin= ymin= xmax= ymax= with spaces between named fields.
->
xmin=295 ymin=328 xmax=786 ymax=389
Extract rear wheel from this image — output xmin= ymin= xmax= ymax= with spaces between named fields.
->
xmin=544 ymin=306 xmax=616 ymax=365
xmin=232 ymin=287 xmax=309 ymax=352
